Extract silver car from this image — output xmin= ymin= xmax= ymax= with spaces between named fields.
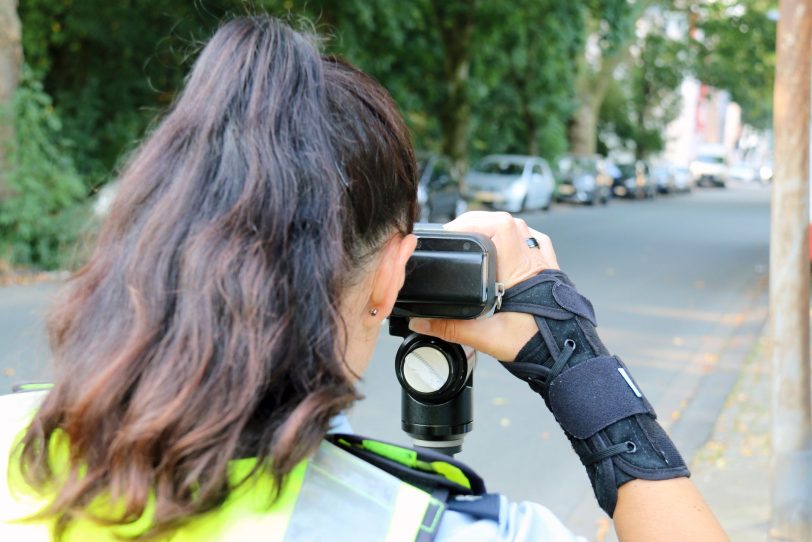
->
xmin=465 ymin=155 xmax=555 ymax=213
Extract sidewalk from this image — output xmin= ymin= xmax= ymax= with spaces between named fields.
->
xmin=564 ymin=277 xmax=771 ymax=542
xmin=691 ymin=336 xmax=770 ymax=540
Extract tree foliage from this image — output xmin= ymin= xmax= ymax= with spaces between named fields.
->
xmin=4 ymin=0 xmax=776 ymax=268
xmin=471 ymin=0 xmax=585 ymax=160
xmin=0 ymin=66 xmax=85 ymax=268
xmin=300 ymin=0 xmax=468 ymax=167
xmin=599 ymin=10 xmax=691 ymax=158
xmin=19 ymin=0 xmax=238 ymax=187
xmin=568 ymin=0 xmax=647 ymax=155
xmin=17 ymin=0 xmax=589 ymax=176
xmin=690 ymin=0 xmax=777 ymax=130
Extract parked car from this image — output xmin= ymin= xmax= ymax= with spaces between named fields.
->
xmin=671 ymin=165 xmax=693 ymax=192
xmin=416 ymin=153 xmax=466 ymax=222
xmin=599 ymin=158 xmax=623 ymax=192
xmin=651 ymin=163 xmax=676 ymax=194
xmin=690 ymin=144 xmax=728 ymax=187
xmin=554 ymin=155 xmax=611 ymax=205
xmin=728 ymin=162 xmax=760 ymax=183
xmin=613 ymin=161 xmax=656 ymax=198
xmin=465 ymin=155 xmax=555 ymax=213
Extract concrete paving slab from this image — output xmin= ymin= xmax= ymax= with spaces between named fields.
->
xmin=692 ymin=336 xmax=771 ymax=541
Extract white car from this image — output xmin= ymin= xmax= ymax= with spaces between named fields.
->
xmin=464 ymin=155 xmax=555 ymax=213
xmin=728 ymin=163 xmax=760 ymax=183
xmin=671 ymin=166 xmax=693 ymax=192
xmin=690 ymin=145 xmax=728 ymax=187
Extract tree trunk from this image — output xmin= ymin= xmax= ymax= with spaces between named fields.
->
xmin=0 ymin=0 xmax=21 ymax=199
xmin=569 ymin=1 xmax=649 ymax=156
xmin=569 ymin=44 xmax=632 ymax=157
xmin=569 ymin=100 xmax=598 ymax=156
xmin=524 ymin=111 xmax=538 ymax=157
xmin=432 ymin=2 xmax=476 ymax=178
xmin=569 ymin=50 xmax=627 ymax=157
xmin=634 ymin=87 xmax=647 ymax=161
xmin=513 ymin=72 xmax=538 ymax=156
xmin=769 ymin=0 xmax=812 ymax=539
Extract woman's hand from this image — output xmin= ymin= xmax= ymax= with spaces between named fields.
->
xmin=408 ymin=211 xmax=559 ymax=361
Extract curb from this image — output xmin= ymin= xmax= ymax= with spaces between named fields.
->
xmin=667 ymin=276 xmax=769 ymax=463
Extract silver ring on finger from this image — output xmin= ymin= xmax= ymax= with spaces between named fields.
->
xmin=526 ymin=237 xmax=541 ymax=249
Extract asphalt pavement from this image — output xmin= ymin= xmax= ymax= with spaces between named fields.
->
xmin=0 ymin=280 xmax=60 ymax=388
xmin=0 ymin=184 xmax=771 ymax=540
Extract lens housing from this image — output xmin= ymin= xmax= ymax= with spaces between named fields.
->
xmin=395 ymin=334 xmax=472 ymax=404
xmin=395 ymin=333 xmax=475 ymax=455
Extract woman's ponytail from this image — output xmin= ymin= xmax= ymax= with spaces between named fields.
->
xmin=18 ymin=16 xmax=417 ymax=540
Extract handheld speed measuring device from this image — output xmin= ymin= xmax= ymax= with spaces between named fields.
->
xmin=389 ymin=226 xmax=500 ymax=456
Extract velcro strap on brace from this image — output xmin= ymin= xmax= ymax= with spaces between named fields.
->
xmin=551 ymin=282 xmax=596 ymax=325
xmin=498 ymin=272 xmax=597 ymax=326
xmin=548 ymin=356 xmax=655 ymax=439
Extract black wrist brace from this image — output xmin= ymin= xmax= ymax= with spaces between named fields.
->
xmin=497 ymin=270 xmax=689 ymax=517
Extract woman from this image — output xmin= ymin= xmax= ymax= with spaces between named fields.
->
xmin=1 ymin=16 xmax=727 ymax=541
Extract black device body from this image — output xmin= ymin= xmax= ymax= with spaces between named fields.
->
xmin=392 ymin=227 xmax=498 ymax=320
xmin=389 ymin=226 xmax=497 ymax=456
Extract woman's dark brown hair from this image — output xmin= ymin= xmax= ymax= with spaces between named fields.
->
xmin=15 ymin=15 xmax=417 ymax=539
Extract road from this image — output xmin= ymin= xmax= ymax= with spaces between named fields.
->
xmin=0 ymin=185 xmax=770 ymax=539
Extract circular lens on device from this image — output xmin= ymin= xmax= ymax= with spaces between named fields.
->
xmin=403 ymin=346 xmax=451 ymax=394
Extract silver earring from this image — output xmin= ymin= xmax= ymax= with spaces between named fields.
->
xmin=369 ymin=307 xmax=378 ymax=317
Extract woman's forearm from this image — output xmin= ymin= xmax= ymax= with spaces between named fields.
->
xmin=613 ymin=478 xmax=728 ymax=542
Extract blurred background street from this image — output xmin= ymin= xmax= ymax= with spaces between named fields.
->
xmin=2 ymin=0 xmax=805 ymax=539
xmin=2 ymin=182 xmax=771 ymax=539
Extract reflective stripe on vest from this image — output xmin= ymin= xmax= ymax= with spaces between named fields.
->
xmin=0 ymin=390 xmax=444 ymax=541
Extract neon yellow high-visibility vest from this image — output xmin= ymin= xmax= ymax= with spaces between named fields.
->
xmin=0 ymin=390 xmax=446 ymax=541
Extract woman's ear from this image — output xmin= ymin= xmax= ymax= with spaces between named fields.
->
xmin=366 ymin=234 xmax=417 ymax=321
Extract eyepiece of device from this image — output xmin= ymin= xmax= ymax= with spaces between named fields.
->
xmin=396 ymin=334 xmax=473 ymax=404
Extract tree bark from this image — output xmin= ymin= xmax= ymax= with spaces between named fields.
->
xmin=0 ymin=0 xmax=21 ymax=198
xmin=432 ymin=2 xmax=476 ymax=178
xmin=522 ymin=100 xmax=538 ymax=157
xmin=769 ymin=0 xmax=812 ymax=539
xmin=568 ymin=46 xmax=631 ymax=156
xmin=569 ymin=100 xmax=598 ymax=156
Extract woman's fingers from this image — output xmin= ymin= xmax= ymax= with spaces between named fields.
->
xmin=409 ymin=312 xmax=538 ymax=361
xmin=526 ymin=226 xmax=559 ymax=271
xmin=442 ymin=211 xmax=515 ymax=237
xmin=406 ymin=211 xmax=560 ymax=360
xmin=442 ymin=211 xmax=559 ymax=288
